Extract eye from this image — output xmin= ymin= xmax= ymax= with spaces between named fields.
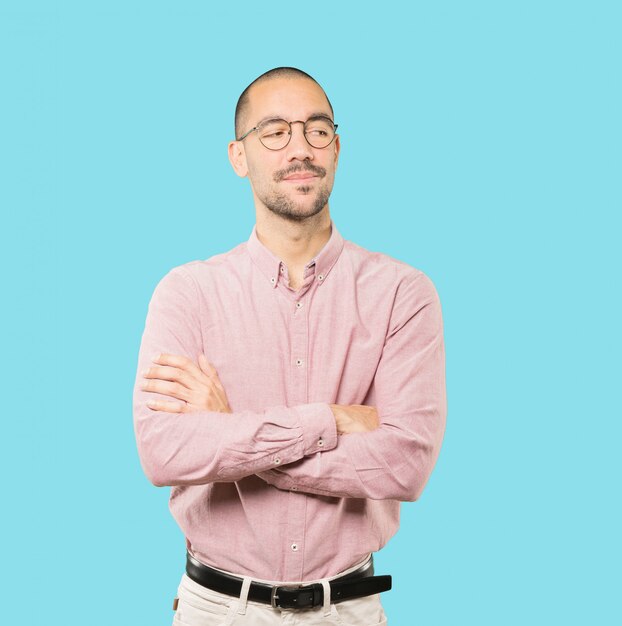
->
xmin=259 ymin=121 xmax=290 ymax=139
xmin=305 ymin=119 xmax=333 ymax=137
xmin=263 ymin=130 xmax=288 ymax=139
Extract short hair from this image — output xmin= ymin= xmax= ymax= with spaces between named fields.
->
xmin=234 ymin=67 xmax=334 ymax=140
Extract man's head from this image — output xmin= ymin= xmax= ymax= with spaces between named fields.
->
xmin=228 ymin=67 xmax=340 ymax=223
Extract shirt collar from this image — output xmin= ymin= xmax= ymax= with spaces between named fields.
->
xmin=246 ymin=219 xmax=345 ymax=289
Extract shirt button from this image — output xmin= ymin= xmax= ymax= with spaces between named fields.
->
xmin=291 ymin=486 xmax=298 ymax=491
xmin=270 ymin=277 xmax=276 ymax=284
xmin=295 ymin=359 xmax=303 ymax=367
xmin=274 ymin=457 xmax=281 ymax=465
xmin=295 ymin=301 xmax=303 ymax=309
xmin=318 ymin=438 xmax=324 ymax=447
xmin=280 ymin=266 xmax=285 ymax=273
xmin=291 ymin=543 xmax=298 ymax=551
xmin=318 ymin=274 xmax=324 ymax=281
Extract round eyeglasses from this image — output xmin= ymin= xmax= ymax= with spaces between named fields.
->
xmin=237 ymin=116 xmax=338 ymax=151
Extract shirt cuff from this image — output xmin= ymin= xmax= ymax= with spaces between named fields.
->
xmin=292 ymin=402 xmax=337 ymax=455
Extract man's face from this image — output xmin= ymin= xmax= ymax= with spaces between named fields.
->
xmin=231 ymin=77 xmax=340 ymax=222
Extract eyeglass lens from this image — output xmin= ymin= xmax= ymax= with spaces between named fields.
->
xmin=257 ymin=118 xmax=335 ymax=150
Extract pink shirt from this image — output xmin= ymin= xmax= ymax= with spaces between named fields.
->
xmin=133 ymin=219 xmax=447 ymax=582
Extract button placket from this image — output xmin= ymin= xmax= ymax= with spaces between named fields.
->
xmin=283 ymin=269 xmax=310 ymax=581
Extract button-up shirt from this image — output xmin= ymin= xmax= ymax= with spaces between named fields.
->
xmin=133 ymin=219 xmax=447 ymax=582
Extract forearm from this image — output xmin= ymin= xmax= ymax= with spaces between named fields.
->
xmin=134 ymin=383 xmax=336 ymax=487
xmin=133 ymin=266 xmax=337 ymax=487
xmin=259 ymin=270 xmax=447 ymax=501
xmin=257 ymin=405 xmax=445 ymax=501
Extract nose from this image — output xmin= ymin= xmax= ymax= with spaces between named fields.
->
xmin=284 ymin=121 xmax=314 ymax=161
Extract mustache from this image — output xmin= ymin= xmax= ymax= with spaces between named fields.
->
xmin=273 ymin=162 xmax=327 ymax=182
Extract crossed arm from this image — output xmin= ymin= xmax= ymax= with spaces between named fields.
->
xmin=140 ymin=352 xmax=380 ymax=434
xmin=133 ymin=267 xmax=446 ymax=501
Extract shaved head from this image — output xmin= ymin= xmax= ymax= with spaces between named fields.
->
xmin=234 ymin=67 xmax=334 ymax=140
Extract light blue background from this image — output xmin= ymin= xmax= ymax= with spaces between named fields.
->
xmin=2 ymin=1 xmax=620 ymax=624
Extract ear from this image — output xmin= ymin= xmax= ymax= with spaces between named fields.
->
xmin=333 ymin=134 xmax=341 ymax=170
xmin=228 ymin=140 xmax=248 ymax=178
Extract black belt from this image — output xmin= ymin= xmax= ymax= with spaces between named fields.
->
xmin=185 ymin=552 xmax=392 ymax=610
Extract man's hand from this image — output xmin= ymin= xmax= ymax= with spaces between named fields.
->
xmin=141 ymin=353 xmax=232 ymax=413
xmin=330 ymin=404 xmax=380 ymax=435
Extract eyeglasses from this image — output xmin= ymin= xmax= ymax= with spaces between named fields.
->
xmin=237 ymin=115 xmax=338 ymax=150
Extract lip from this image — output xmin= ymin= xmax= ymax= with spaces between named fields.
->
xmin=282 ymin=173 xmax=318 ymax=182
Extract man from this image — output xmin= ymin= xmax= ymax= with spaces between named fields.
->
xmin=133 ymin=66 xmax=447 ymax=625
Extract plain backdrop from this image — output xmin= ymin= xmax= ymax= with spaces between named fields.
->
xmin=1 ymin=1 xmax=620 ymax=625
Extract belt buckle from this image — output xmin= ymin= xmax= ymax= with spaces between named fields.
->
xmin=271 ymin=584 xmax=296 ymax=608
xmin=271 ymin=583 xmax=323 ymax=609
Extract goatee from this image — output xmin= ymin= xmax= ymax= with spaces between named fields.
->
xmin=263 ymin=187 xmax=331 ymax=222
xmin=264 ymin=161 xmax=331 ymax=222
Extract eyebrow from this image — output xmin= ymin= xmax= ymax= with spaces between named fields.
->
xmin=254 ymin=112 xmax=334 ymax=127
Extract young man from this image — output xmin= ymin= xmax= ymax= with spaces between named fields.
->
xmin=133 ymin=67 xmax=447 ymax=625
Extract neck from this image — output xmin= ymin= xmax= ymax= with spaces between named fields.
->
xmin=254 ymin=206 xmax=332 ymax=270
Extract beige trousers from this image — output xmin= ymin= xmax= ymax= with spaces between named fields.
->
xmin=171 ymin=558 xmax=388 ymax=625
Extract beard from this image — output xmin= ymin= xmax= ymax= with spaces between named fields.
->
xmin=253 ymin=161 xmax=333 ymax=223
xmin=260 ymin=184 xmax=331 ymax=222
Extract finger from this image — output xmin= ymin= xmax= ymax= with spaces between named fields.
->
xmin=146 ymin=398 xmax=186 ymax=412
xmin=143 ymin=364 xmax=206 ymax=391
xmin=199 ymin=353 xmax=216 ymax=377
xmin=141 ymin=378 xmax=190 ymax=401
xmin=199 ymin=354 xmax=225 ymax=392
xmin=154 ymin=353 xmax=213 ymax=387
xmin=198 ymin=353 xmax=211 ymax=374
